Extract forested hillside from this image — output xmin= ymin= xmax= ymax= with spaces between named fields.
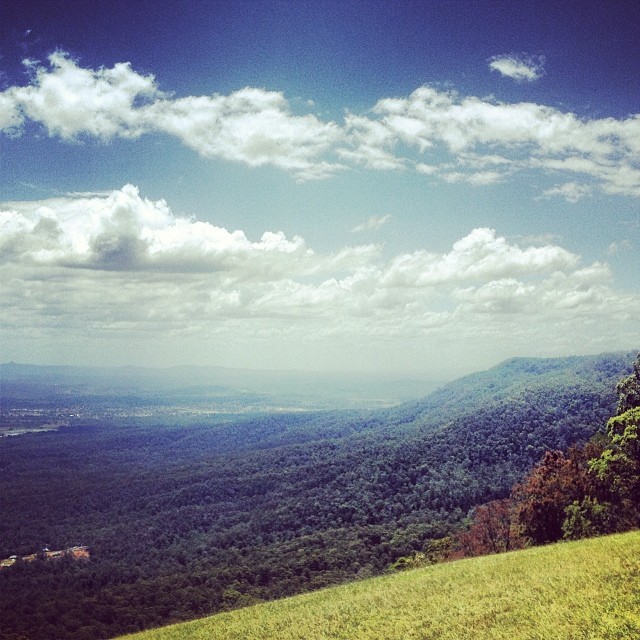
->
xmin=0 ymin=351 xmax=634 ymax=640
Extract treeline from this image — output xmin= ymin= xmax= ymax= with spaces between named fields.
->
xmin=447 ymin=352 xmax=640 ymax=559
xmin=0 ymin=352 xmax=634 ymax=640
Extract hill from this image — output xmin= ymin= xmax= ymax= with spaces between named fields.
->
xmin=381 ymin=352 xmax=633 ymax=431
xmin=0 ymin=351 xmax=635 ymax=639
xmin=116 ymin=530 xmax=640 ymax=640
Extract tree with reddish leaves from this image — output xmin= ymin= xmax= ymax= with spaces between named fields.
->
xmin=455 ymin=499 xmax=523 ymax=557
xmin=511 ymin=445 xmax=598 ymax=545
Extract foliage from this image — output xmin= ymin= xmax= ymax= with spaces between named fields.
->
xmin=453 ymin=499 xmax=524 ymax=557
xmin=115 ymin=532 xmax=640 ymax=640
xmin=511 ymin=447 xmax=597 ymax=544
xmin=591 ymin=354 xmax=640 ymax=508
xmin=0 ymin=351 xmax=633 ymax=639
xmin=561 ymin=497 xmax=613 ymax=540
xmin=589 ymin=408 xmax=640 ymax=529
xmin=509 ymin=351 xmax=640 ymax=545
xmin=615 ymin=354 xmax=640 ymax=414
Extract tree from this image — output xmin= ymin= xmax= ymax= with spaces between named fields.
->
xmin=561 ymin=497 xmax=613 ymax=540
xmin=455 ymin=499 xmax=523 ymax=557
xmin=514 ymin=352 xmax=640 ymax=545
xmin=589 ymin=407 xmax=640 ymax=528
xmin=614 ymin=352 xmax=640 ymax=414
xmin=512 ymin=447 xmax=594 ymax=545
xmin=588 ymin=352 xmax=640 ymax=530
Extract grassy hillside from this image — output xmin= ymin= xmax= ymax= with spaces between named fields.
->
xmin=118 ymin=531 xmax=640 ymax=640
xmin=0 ymin=351 xmax=635 ymax=640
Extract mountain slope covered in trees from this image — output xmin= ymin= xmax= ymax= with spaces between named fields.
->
xmin=0 ymin=351 xmax=635 ymax=640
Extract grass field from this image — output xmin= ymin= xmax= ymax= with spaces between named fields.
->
xmin=117 ymin=531 xmax=640 ymax=640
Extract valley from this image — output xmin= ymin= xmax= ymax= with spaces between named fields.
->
xmin=0 ymin=351 xmax=636 ymax=639
xmin=3 ymin=4 xmax=639 ymax=639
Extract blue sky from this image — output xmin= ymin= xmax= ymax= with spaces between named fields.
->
xmin=1 ymin=0 xmax=638 ymax=377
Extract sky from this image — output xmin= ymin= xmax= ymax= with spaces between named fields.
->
xmin=0 ymin=0 xmax=639 ymax=378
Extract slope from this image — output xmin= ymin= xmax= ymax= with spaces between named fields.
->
xmin=117 ymin=530 xmax=640 ymax=640
xmin=0 ymin=351 xmax=635 ymax=640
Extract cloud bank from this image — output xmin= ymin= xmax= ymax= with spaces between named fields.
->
xmin=2 ymin=186 xmax=638 ymax=365
xmin=1 ymin=52 xmax=639 ymax=196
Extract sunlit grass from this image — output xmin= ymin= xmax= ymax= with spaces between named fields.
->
xmin=117 ymin=530 xmax=640 ymax=640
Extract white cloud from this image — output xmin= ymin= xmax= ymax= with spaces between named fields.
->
xmin=351 ymin=86 xmax=640 ymax=197
xmin=416 ymin=163 xmax=439 ymax=175
xmin=488 ymin=54 xmax=545 ymax=82
xmin=1 ymin=52 xmax=639 ymax=194
xmin=378 ymin=228 xmax=579 ymax=288
xmin=542 ymin=182 xmax=593 ymax=203
xmin=453 ymin=278 xmax=534 ymax=314
xmin=2 ymin=187 xmax=638 ymax=364
xmin=452 ymin=261 xmax=618 ymax=318
xmin=9 ymin=52 xmax=159 ymax=139
xmin=351 ymin=214 xmax=391 ymax=233
xmin=0 ymin=185 xmax=379 ymax=278
xmin=338 ymin=113 xmax=406 ymax=170
xmin=0 ymin=53 xmax=343 ymax=180
xmin=143 ymin=88 xmax=344 ymax=180
xmin=441 ymin=170 xmax=505 ymax=185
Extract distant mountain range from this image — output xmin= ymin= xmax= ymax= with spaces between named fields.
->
xmin=0 ymin=361 xmax=441 ymax=410
xmin=0 ymin=349 xmax=636 ymax=640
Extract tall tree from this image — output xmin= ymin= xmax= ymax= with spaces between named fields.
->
xmin=614 ymin=352 xmax=640 ymax=414
xmin=455 ymin=499 xmax=522 ymax=556
xmin=514 ymin=352 xmax=640 ymax=544
xmin=589 ymin=353 xmax=640 ymax=529
xmin=512 ymin=447 xmax=595 ymax=545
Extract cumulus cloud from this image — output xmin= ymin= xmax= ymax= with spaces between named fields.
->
xmin=0 ymin=52 xmax=343 ymax=179
xmin=1 ymin=52 xmax=639 ymax=193
xmin=378 ymin=228 xmax=579 ymax=288
xmin=144 ymin=88 xmax=343 ymax=179
xmin=488 ymin=54 xmax=545 ymax=82
xmin=10 ymin=52 xmax=159 ymax=139
xmin=2 ymin=187 xmax=638 ymax=363
xmin=348 ymin=86 xmax=640 ymax=196
xmin=0 ymin=184 xmax=378 ymax=277
xmin=452 ymin=263 xmax=616 ymax=317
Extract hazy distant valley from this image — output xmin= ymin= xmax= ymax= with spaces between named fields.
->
xmin=0 ymin=350 xmax=636 ymax=640
xmin=0 ymin=362 xmax=441 ymax=436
